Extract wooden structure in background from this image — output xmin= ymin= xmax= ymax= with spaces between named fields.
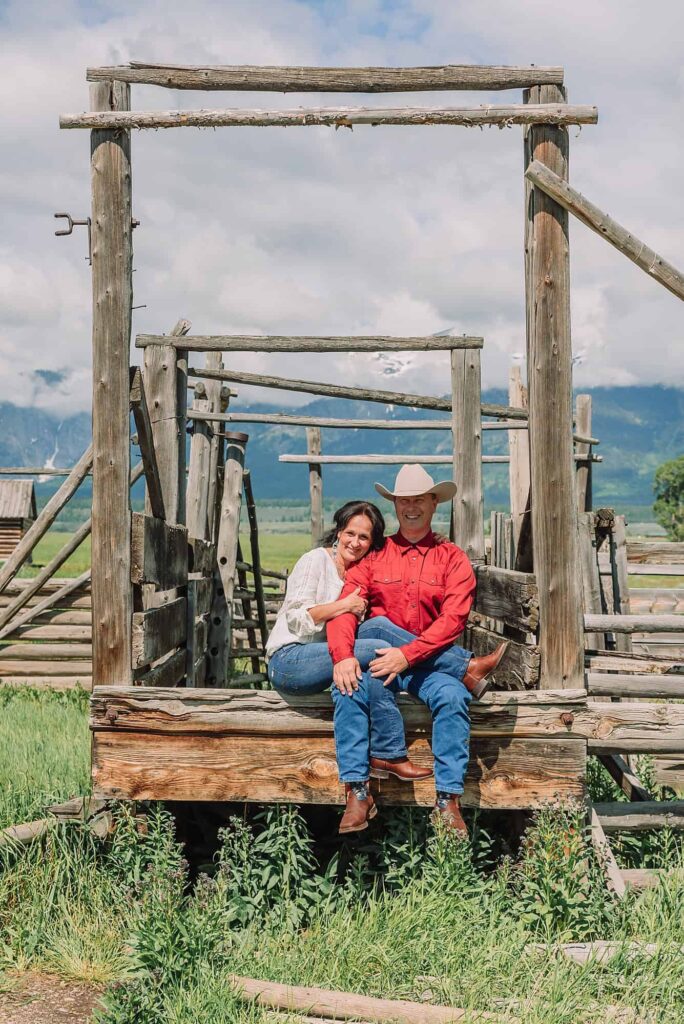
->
xmin=0 ymin=480 xmax=36 ymax=561
xmin=52 ymin=62 xmax=684 ymax=831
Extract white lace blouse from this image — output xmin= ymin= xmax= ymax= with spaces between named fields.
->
xmin=265 ymin=547 xmax=344 ymax=657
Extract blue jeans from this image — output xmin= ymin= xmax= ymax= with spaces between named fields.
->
xmin=268 ymin=637 xmax=408 ymax=760
xmin=332 ymin=617 xmax=473 ymax=793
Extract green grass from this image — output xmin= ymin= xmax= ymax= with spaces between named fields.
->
xmin=2 ymin=686 xmax=684 ymax=1022
xmin=16 ymin=534 xmax=91 ymax=579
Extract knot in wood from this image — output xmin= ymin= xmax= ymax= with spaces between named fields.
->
xmin=105 ymin=705 xmax=119 ymax=725
xmin=560 ymin=712 xmax=574 ymax=728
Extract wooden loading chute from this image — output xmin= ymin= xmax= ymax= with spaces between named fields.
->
xmin=55 ymin=63 xmax=684 ymax=852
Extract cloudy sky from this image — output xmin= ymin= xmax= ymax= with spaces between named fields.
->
xmin=1 ymin=0 xmax=683 ymax=414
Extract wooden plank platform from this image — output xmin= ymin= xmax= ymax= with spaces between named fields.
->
xmin=91 ymin=687 xmax=587 ymax=808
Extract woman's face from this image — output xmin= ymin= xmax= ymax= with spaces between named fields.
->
xmin=337 ymin=514 xmax=374 ymax=564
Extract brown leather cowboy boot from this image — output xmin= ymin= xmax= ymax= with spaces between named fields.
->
xmin=461 ymin=641 xmax=509 ymax=699
xmin=431 ymin=795 xmax=468 ymax=837
xmin=339 ymin=783 xmax=377 ymax=834
xmin=370 ymin=756 xmax=434 ymax=782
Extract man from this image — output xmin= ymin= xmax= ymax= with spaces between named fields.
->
xmin=327 ymin=465 xmax=507 ymax=836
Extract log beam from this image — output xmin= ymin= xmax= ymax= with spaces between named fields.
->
xmin=61 ymin=104 xmax=598 ymax=131
xmin=189 ymin=365 xmax=527 ymax=420
xmin=139 ymin=334 xmax=483 ymax=351
xmin=86 ymin=62 xmax=565 ymax=92
xmin=526 ymin=160 xmax=684 ymax=302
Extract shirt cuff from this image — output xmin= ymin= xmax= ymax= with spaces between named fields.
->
xmin=399 ymin=642 xmax=422 ymax=667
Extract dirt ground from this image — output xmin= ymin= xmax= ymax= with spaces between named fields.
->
xmin=0 ymin=972 xmax=103 ymax=1024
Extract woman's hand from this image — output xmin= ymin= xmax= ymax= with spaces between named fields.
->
xmin=343 ymin=586 xmax=367 ymax=619
xmin=333 ymin=657 xmax=362 ymax=695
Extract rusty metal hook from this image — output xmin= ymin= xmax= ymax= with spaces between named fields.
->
xmin=54 ymin=212 xmax=92 ymax=265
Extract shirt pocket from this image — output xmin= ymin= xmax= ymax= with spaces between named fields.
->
xmin=419 ymin=569 xmax=446 ymax=589
xmin=372 ymin=573 xmax=402 ymax=590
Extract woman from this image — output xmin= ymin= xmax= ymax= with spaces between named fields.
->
xmin=266 ymin=501 xmax=429 ymax=795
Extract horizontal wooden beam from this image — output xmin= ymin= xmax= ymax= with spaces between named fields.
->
xmin=138 ymin=334 xmax=483 ymax=352
xmin=130 ymin=512 xmax=188 ymax=590
xmin=189 ymin=366 xmax=528 ymax=420
xmin=626 ymin=564 xmax=684 ymax=577
xmin=131 ymin=598 xmax=186 ymax=669
xmin=584 ymin=613 xmax=684 ymax=634
xmin=279 ymin=453 xmax=600 ymax=465
xmin=186 ymin=409 xmax=598 ymax=445
xmin=526 ymin=160 xmax=684 ymax=302
xmin=60 ymin=104 xmax=598 ymax=132
xmin=280 ymin=453 xmax=511 ymax=465
xmin=0 ymin=466 xmax=91 ymax=476
xmin=86 ymin=63 xmax=565 ymax=92
xmin=587 ymin=672 xmax=684 ymax=699
xmin=473 ymin=565 xmax=539 ymax=632
xmin=627 ymin=540 xmax=684 ymax=565
xmin=586 ymin=700 xmax=684 ymax=754
xmin=595 ymin=800 xmax=684 ymax=832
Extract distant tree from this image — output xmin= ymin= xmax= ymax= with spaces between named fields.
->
xmin=654 ymin=455 xmax=684 ymax=541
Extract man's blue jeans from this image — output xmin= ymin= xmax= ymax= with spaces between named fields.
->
xmin=267 ymin=635 xmax=408 ymax=760
xmin=332 ymin=617 xmax=473 ymax=794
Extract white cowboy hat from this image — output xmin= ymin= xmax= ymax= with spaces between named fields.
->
xmin=374 ymin=464 xmax=457 ymax=503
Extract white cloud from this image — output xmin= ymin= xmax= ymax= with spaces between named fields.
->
xmin=0 ymin=0 xmax=682 ymax=414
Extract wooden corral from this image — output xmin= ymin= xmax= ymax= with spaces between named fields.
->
xmin=0 ymin=479 xmax=36 ymax=561
xmin=52 ymin=61 xmax=684 ymax=846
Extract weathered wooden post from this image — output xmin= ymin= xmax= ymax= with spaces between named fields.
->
xmin=451 ymin=348 xmax=484 ymax=563
xmin=575 ymin=394 xmax=593 ymax=514
xmin=186 ymin=381 xmax=211 ymax=539
xmin=306 ymin=426 xmax=324 ymax=547
xmin=525 ymin=83 xmax=585 ymax=688
xmin=142 ymin=318 xmax=190 ymax=525
xmin=90 ymin=80 xmax=133 ymax=686
xmin=214 ymin=432 xmax=248 ymax=681
xmin=508 ymin=365 xmax=531 ymax=562
xmin=205 ymin=357 xmax=227 ymax=539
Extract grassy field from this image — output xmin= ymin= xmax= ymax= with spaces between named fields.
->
xmin=14 ymin=530 xmax=684 ymax=587
xmin=1 ymin=685 xmax=684 ymax=1023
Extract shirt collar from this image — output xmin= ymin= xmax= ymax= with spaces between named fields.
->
xmin=392 ymin=530 xmax=437 ymax=555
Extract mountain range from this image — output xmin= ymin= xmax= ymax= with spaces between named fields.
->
xmin=0 ymin=385 xmax=681 ymax=522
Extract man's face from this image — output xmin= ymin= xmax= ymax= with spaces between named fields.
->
xmin=394 ymin=492 xmax=438 ymax=536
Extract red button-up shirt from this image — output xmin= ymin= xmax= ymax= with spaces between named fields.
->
xmin=327 ymin=531 xmax=476 ymax=667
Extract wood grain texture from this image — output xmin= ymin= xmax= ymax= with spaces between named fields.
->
xmin=86 ymin=62 xmax=565 ymax=93
xmin=280 ymin=454 xmax=510 ymax=464
xmin=627 ymin=541 xmax=684 ymax=565
xmin=243 ymin=472 xmax=269 ymax=652
xmin=0 ymin=660 xmax=92 ymax=676
xmin=451 ymin=349 xmax=484 ymax=563
xmin=190 ymin=366 xmax=527 ymax=421
xmin=306 ymin=427 xmax=324 ymax=548
xmin=587 ymin=652 xmax=684 ymax=675
xmin=134 ymin=648 xmax=185 ymax=688
xmin=130 ymin=513 xmax=188 ymax=590
xmin=587 ymin=672 xmax=684 ymax=699
xmin=585 ymin=701 xmax=684 ymax=754
xmin=188 ymin=536 xmax=215 ymax=575
xmin=0 ymin=676 xmax=92 ymax=691
xmin=92 ymin=730 xmax=586 ymax=808
xmin=472 ymin=565 xmax=539 ymax=632
xmin=61 ymin=104 xmax=598 ymax=131
xmin=0 ymin=444 xmax=92 ymax=596
xmin=584 ymin=614 xmax=684 ymax=634
xmin=142 ymin=319 xmax=190 ymax=525
xmin=129 ymin=367 xmax=165 ymax=519
xmin=578 ymin=512 xmax=604 ymax=651
xmin=141 ymin=334 xmax=483 ymax=351
xmin=0 ymin=572 xmax=91 ymax=641
xmin=131 ymin=598 xmax=186 ymax=669
xmin=595 ymin=800 xmax=684 ymax=832
xmin=90 ymin=80 xmax=133 ymax=688
xmin=229 ymin=974 xmax=500 ymax=1024
xmin=526 ymin=160 xmax=684 ymax=302
xmin=526 ymin=84 xmax=584 ymax=689
xmin=186 ymin=389 xmax=212 ymax=539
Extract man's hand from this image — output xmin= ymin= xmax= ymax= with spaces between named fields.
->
xmin=369 ymin=647 xmax=409 ymax=686
xmin=333 ymin=657 xmax=362 ymax=695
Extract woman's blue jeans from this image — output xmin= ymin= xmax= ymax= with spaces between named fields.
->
xmin=267 ymin=635 xmax=408 ymax=760
xmin=332 ymin=617 xmax=473 ymax=793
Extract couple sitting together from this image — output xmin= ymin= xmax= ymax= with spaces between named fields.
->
xmin=265 ymin=464 xmax=507 ymax=837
